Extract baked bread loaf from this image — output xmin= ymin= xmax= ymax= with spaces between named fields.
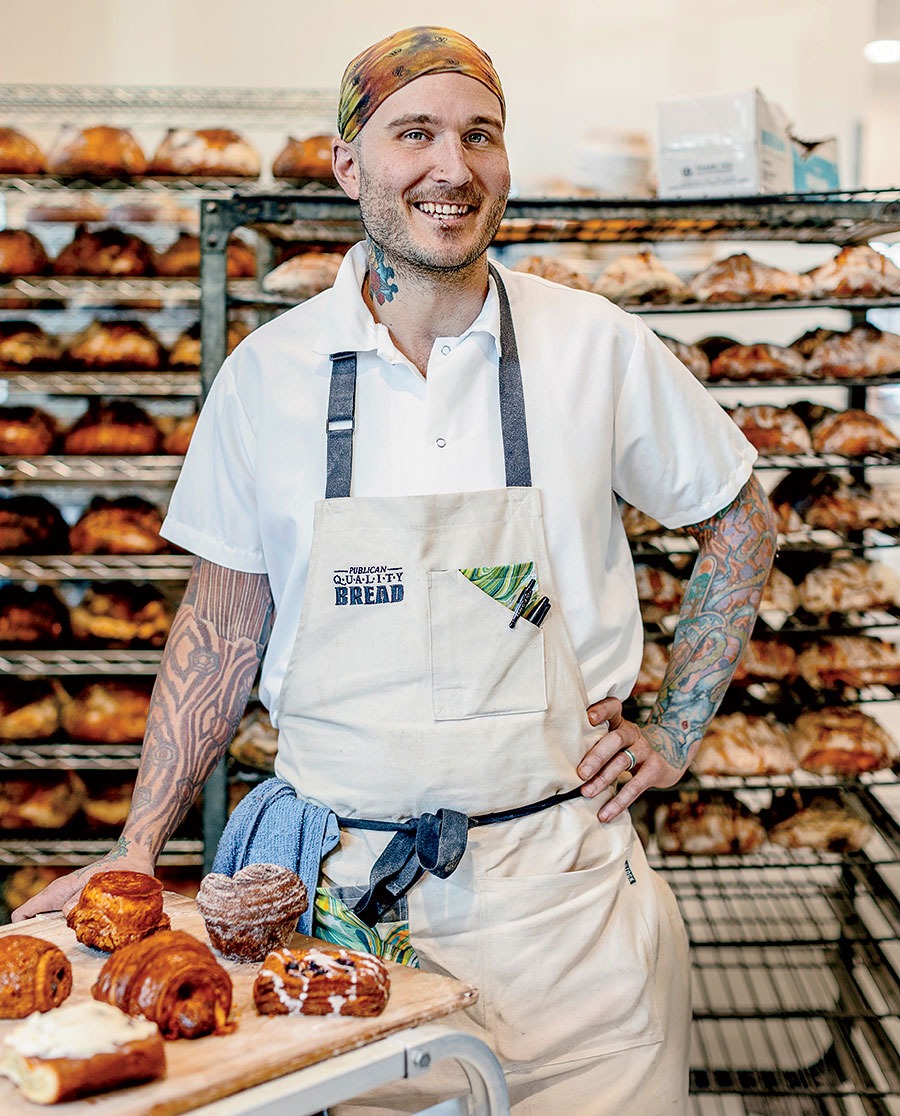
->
xmin=0 ymin=771 xmax=86 ymax=830
xmin=655 ymin=335 xmax=710 ymax=381
xmin=160 ymin=411 xmax=198 ymax=455
xmin=798 ymin=558 xmax=900 ymax=616
xmin=0 ymin=584 xmax=69 ymax=646
xmin=60 ymin=681 xmax=151 ymax=745
xmin=635 ymin=564 xmax=684 ymax=623
xmin=729 ymin=404 xmax=812 ymax=455
xmin=0 ymin=680 xmax=64 ymax=740
xmin=0 ymin=935 xmax=72 ymax=1018
xmin=690 ymin=253 xmax=813 ymax=302
xmin=760 ymin=566 xmax=800 ymax=616
xmin=0 ymin=229 xmax=51 ymax=277
xmin=69 ymin=496 xmax=165 ymax=555
xmin=168 ymin=320 xmax=251 ymax=369
xmin=66 ymin=870 xmax=170 ymax=951
xmin=806 ymin=325 xmax=900 ymax=379
xmin=730 ymin=639 xmax=798 ymax=686
xmin=0 ymin=405 xmax=57 ymax=455
xmin=63 ymin=399 xmax=161 ymax=456
xmin=2 ymin=867 xmax=69 ymax=913
xmin=25 ymin=199 xmax=107 ymax=223
xmin=0 ymin=127 xmax=46 ymax=174
xmin=809 ymin=409 xmax=900 ymax=455
xmin=709 ymin=342 xmax=806 ymax=382
xmin=808 ymin=244 xmax=900 ymax=298
xmin=82 ymin=777 xmax=135 ymax=830
xmin=789 ymin=707 xmax=897 ymax=774
xmin=692 ymin=713 xmax=796 ymax=777
xmin=148 ymin=128 xmax=260 ymax=178
xmin=654 ymin=795 xmax=766 ymax=855
xmin=272 ymin=134 xmax=337 ymax=180
xmin=153 ymin=232 xmax=256 ymax=278
xmin=46 ymin=125 xmax=146 ymax=177
xmin=592 ymin=251 xmax=691 ymax=303
xmin=620 ymin=503 xmax=665 ymax=539
xmin=799 ymin=478 xmax=900 ymax=532
xmin=0 ymin=1001 xmax=165 ymax=1104
xmin=261 ymin=251 xmax=343 ymax=299
xmin=71 ymin=583 xmax=172 ymax=648
xmin=511 ymin=255 xmax=591 ymax=290
xmin=92 ymin=929 xmax=234 ymax=1039
xmin=0 ymin=494 xmax=69 ymax=554
xmin=630 ymin=641 xmax=670 ymax=697
xmin=254 ymin=945 xmax=390 ymax=1017
xmin=64 ymin=319 xmax=165 ymax=372
xmin=229 ymin=707 xmax=278 ymax=771
xmin=790 ymin=327 xmax=837 ymax=358
xmin=797 ymin=635 xmax=900 ymax=690
xmin=0 ymin=320 xmax=61 ymax=370
xmin=196 ymin=863 xmax=308 ymax=962
xmin=766 ymin=792 xmax=872 ymax=852
xmin=54 ymin=225 xmax=154 ymax=277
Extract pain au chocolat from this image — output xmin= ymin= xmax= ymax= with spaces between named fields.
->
xmin=0 ymin=935 xmax=72 ymax=1019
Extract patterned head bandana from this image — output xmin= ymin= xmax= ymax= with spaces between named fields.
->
xmin=338 ymin=26 xmax=505 ymax=143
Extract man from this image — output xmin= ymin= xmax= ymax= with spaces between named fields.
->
xmin=15 ymin=26 xmax=776 ymax=1115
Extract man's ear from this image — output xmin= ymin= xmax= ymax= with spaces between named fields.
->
xmin=332 ymin=137 xmax=360 ymax=200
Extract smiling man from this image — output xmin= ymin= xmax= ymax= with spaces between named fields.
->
xmin=13 ymin=25 xmax=775 ymax=1116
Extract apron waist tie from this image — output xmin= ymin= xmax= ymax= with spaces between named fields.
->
xmin=337 ymin=786 xmax=583 ymax=927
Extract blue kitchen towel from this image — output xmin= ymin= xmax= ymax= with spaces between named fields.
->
xmin=211 ymin=776 xmax=340 ymax=936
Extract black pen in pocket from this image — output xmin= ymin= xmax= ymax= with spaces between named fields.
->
xmin=528 ymin=596 xmax=551 ymax=627
xmin=509 ymin=578 xmax=536 ymax=628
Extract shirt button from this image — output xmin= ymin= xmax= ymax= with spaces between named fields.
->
xmin=435 ymin=437 xmax=447 ymax=448
xmin=440 ymin=345 xmax=451 ymax=356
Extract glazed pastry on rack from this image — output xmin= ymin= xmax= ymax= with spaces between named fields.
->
xmin=0 ymin=935 xmax=72 ymax=1018
xmin=654 ymin=794 xmax=767 ymax=855
xmin=63 ymin=399 xmax=162 ymax=456
xmin=511 ymin=255 xmax=592 ymax=290
xmin=691 ymin=712 xmax=797 ymax=777
xmin=148 ymin=128 xmax=261 ymax=178
xmin=797 ymin=635 xmax=900 ymax=690
xmin=728 ymin=404 xmax=812 ymax=455
xmin=70 ymin=583 xmax=173 ymax=648
xmin=168 ymin=320 xmax=251 ymax=369
xmin=64 ymin=319 xmax=166 ymax=372
xmin=54 ymin=225 xmax=154 ymax=277
xmin=708 ymin=342 xmax=806 ymax=382
xmin=272 ymin=134 xmax=338 ymax=180
xmin=66 ymin=869 xmax=170 ymax=952
xmin=229 ymin=706 xmax=279 ymax=771
xmin=0 ymin=494 xmax=69 ymax=554
xmin=808 ymin=244 xmax=900 ymax=298
xmin=766 ymin=792 xmax=872 ymax=852
xmin=0 ymin=680 xmax=64 ymax=741
xmin=254 ymin=945 xmax=391 ymax=1018
xmin=797 ymin=558 xmax=900 ymax=616
xmin=0 ymin=771 xmax=87 ymax=830
xmin=69 ymin=495 xmax=166 ymax=554
xmin=0 ymin=584 xmax=69 ymax=646
xmin=0 ymin=229 xmax=51 ymax=277
xmin=0 ymin=321 xmax=62 ymax=370
xmin=805 ymin=324 xmax=900 ymax=379
xmin=46 ymin=124 xmax=147 ymax=178
xmin=788 ymin=707 xmax=897 ymax=774
xmin=261 ymin=251 xmax=344 ymax=299
xmin=592 ymin=250 xmax=692 ymax=304
xmin=689 ymin=253 xmax=813 ymax=302
xmin=153 ymin=232 xmax=257 ymax=278
xmin=630 ymin=641 xmax=670 ymax=697
xmin=655 ymin=335 xmax=710 ymax=381
xmin=0 ymin=1000 xmax=165 ymax=1104
xmin=92 ymin=929 xmax=234 ymax=1039
xmin=809 ymin=409 xmax=900 ymax=456
xmin=0 ymin=126 xmax=46 ymax=174
xmin=730 ymin=638 xmax=798 ymax=686
xmin=634 ymin=563 xmax=684 ymax=623
xmin=60 ymin=680 xmax=151 ymax=745
xmin=0 ymin=405 xmax=58 ymax=455
xmin=196 ymin=862 xmax=309 ymax=962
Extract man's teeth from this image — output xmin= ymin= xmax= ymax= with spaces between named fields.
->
xmin=417 ymin=203 xmax=471 ymax=216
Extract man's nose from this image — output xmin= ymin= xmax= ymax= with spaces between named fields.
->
xmin=430 ymin=135 xmax=474 ymax=187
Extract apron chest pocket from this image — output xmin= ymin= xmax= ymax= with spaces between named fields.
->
xmin=428 ymin=567 xmax=547 ymax=721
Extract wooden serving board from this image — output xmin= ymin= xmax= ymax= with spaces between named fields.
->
xmin=0 ymin=894 xmax=478 ymax=1115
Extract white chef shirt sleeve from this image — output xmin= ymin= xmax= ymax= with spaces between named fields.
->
xmin=161 ymin=358 xmax=266 ymax=573
xmin=612 ymin=316 xmax=757 ymax=529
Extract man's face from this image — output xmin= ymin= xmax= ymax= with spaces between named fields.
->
xmin=339 ymin=72 xmax=510 ymax=274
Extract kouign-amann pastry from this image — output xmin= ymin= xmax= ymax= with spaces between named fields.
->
xmin=69 ymin=495 xmax=165 ymax=555
xmin=0 ymin=494 xmax=69 ymax=554
xmin=806 ymin=325 xmax=900 ymax=379
xmin=66 ymin=870 xmax=170 ymax=952
xmin=0 ymin=584 xmax=69 ymax=646
xmin=692 ymin=713 xmax=797 ymax=777
xmin=789 ymin=707 xmax=897 ymax=774
xmin=63 ymin=399 xmax=161 ymax=456
xmin=709 ymin=342 xmax=806 ymax=382
xmin=149 ymin=128 xmax=260 ymax=178
xmin=0 ymin=1001 xmax=165 ymax=1105
xmin=655 ymin=335 xmax=710 ymax=381
xmin=0 ymin=321 xmax=61 ymax=371
xmin=254 ymin=946 xmax=390 ymax=1018
xmin=261 ymin=252 xmax=344 ymax=299
xmin=153 ymin=232 xmax=256 ymax=278
xmin=798 ymin=558 xmax=900 ymax=616
xmin=797 ymin=635 xmax=900 ymax=690
xmin=810 ymin=409 xmax=900 ymax=456
xmin=60 ymin=681 xmax=151 ymax=745
xmin=654 ymin=795 xmax=766 ymax=855
xmin=0 ymin=771 xmax=86 ymax=830
xmin=512 ymin=255 xmax=592 ymax=290
xmin=0 ymin=229 xmax=51 ymax=277
xmin=272 ymin=134 xmax=337 ymax=180
xmin=0 ymin=405 xmax=58 ymax=455
xmin=0 ymin=935 xmax=72 ymax=1018
xmin=54 ymin=225 xmax=154 ymax=277
xmin=0 ymin=126 xmax=46 ymax=174
xmin=46 ymin=124 xmax=147 ymax=178
xmin=808 ymin=244 xmax=900 ymax=299
xmin=729 ymin=404 xmax=812 ymax=455
xmin=70 ymin=583 xmax=173 ymax=648
xmin=766 ymin=792 xmax=872 ymax=852
xmin=592 ymin=250 xmax=692 ymax=303
xmin=690 ymin=253 xmax=813 ymax=302
xmin=196 ymin=862 xmax=309 ymax=962
xmin=92 ymin=929 xmax=233 ymax=1039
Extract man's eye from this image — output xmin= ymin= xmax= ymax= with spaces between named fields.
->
xmin=403 ymin=130 xmax=428 ymax=141
xmin=466 ymin=132 xmax=490 ymax=144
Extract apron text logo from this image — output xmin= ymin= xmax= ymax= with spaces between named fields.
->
xmin=333 ymin=566 xmax=404 ymax=606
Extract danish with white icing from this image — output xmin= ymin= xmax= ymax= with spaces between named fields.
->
xmin=253 ymin=945 xmax=390 ymax=1017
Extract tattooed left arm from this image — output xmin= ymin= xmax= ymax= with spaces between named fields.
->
xmin=577 ymin=474 xmax=776 ymax=822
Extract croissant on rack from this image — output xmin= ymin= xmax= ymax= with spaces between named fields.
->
xmin=0 ymin=934 xmax=72 ymax=1018
xmin=0 ymin=404 xmax=58 ymax=455
xmin=92 ymin=929 xmax=234 ymax=1039
xmin=261 ymin=252 xmax=344 ymax=299
xmin=66 ymin=869 xmax=170 ymax=951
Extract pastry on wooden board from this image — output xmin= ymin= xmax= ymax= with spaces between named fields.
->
xmin=254 ymin=945 xmax=390 ymax=1017
xmin=0 ymin=935 xmax=72 ymax=1019
xmin=66 ymin=869 xmax=170 ymax=952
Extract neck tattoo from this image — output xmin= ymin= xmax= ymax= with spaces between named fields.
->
xmin=366 ymin=240 xmax=399 ymax=306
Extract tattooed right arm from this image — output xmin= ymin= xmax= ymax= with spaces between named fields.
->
xmin=11 ymin=557 xmax=273 ymax=920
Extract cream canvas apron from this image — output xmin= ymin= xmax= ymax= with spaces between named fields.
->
xmin=274 ymin=269 xmax=690 ymax=1114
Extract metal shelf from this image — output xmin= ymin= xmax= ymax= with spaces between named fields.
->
xmin=0 ymin=837 xmax=201 ymax=867
xmin=0 ymin=742 xmax=142 ymax=770
xmin=0 ymin=455 xmax=183 ymax=483
xmin=0 ymin=276 xmax=200 ymax=306
xmin=631 ymin=529 xmax=900 ymax=559
xmin=0 ymin=554 xmax=192 ymax=580
xmin=0 ymin=650 xmax=162 ymax=676
xmin=0 ymin=369 xmax=200 ymax=398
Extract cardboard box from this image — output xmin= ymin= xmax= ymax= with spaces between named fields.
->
xmin=658 ymin=89 xmax=792 ymax=199
xmin=791 ymin=136 xmax=840 ymax=192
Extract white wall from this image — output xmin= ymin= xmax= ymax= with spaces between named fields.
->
xmin=0 ymin=0 xmax=895 ymax=190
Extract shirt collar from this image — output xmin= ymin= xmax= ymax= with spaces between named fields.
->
xmin=312 ymin=241 xmax=502 ymax=360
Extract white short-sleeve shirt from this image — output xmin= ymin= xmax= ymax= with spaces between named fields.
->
xmin=162 ymin=244 xmax=756 ymax=722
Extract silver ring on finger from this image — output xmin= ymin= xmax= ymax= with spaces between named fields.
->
xmin=622 ymin=748 xmax=637 ymax=772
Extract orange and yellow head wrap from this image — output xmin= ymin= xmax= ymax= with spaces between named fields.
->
xmin=337 ymin=26 xmax=506 ymax=143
